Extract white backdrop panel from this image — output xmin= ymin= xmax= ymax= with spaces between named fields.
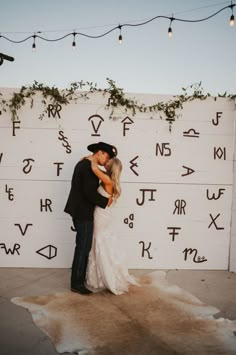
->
xmin=0 ymin=90 xmax=235 ymax=269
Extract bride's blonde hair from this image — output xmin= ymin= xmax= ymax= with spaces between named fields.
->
xmin=107 ymin=157 xmax=122 ymax=200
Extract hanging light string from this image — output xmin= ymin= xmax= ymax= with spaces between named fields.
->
xmin=229 ymin=1 xmax=235 ymax=24
xmin=118 ymin=25 xmax=123 ymax=44
xmin=0 ymin=2 xmax=235 ymax=47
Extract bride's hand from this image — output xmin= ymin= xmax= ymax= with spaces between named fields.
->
xmin=80 ymin=155 xmax=92 ymax=161
xmin=91 ymin=160 xmax=98 ymax=171
xmin=107 ymin=195 xmax=113 ymax=207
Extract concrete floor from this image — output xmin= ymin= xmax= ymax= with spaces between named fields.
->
xmin=0 ymin=268 xmax=236 ymax=355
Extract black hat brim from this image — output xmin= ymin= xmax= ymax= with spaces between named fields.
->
xmin=87 ymin=142 xmax=117 ymax=158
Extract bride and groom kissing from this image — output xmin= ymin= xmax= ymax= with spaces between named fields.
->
xmin=64 ymin=142 xmax=138 ymax=295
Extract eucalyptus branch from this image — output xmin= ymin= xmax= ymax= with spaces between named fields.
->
xmin=0 ymin=79 xmax=235 ymax=132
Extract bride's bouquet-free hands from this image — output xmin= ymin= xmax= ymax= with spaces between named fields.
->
xmin=90 ymin=161 xmax=114 ymax=207
xmin=91 ymin=159 xmax=98 ymax=171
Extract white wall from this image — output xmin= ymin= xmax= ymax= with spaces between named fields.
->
xmin=0 ymin=89 xmax=235 ymax=269
xmin=230 ymin=102 xmax=236 ymax=272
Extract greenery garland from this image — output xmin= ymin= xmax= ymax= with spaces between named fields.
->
xmin=0 ymin=78 xmax=235 ymax=132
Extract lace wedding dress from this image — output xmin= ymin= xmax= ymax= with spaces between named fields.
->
xmin=86 ymin=185 xmax=138 ymax=295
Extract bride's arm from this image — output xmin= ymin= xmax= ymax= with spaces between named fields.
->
xmin=91 ymin=161 xmax=112 ymax=186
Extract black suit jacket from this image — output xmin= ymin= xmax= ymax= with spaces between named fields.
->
xmin=64 ymin=159 xmax=108 ymax=221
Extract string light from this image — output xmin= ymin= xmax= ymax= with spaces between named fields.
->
xmin=230 ymin=13 xmax=235 ymax=25
xmin=118 ymin=25 xmax=122 ymax=44
xmin=32 ymin=35 xmax=36 ymax=52
xmin=168 ymin=17 xmax=174 ymax=37
xmin=229 ymin=2 xmax=235 ymax=26
xmin=0 ymin=2 xmax=235 ymax=48
xmin=72 ymin=32 xmax=76 ymax=48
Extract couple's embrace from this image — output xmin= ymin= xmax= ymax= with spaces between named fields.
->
xmin=64 ymin=142 xmax=138 ymax=295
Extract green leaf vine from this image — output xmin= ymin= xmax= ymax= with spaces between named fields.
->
xmin=0 ymin=78 xmax=235 ymax=132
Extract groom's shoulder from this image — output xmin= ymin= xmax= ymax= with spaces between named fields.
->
xmin=75 ymin=158 xmax=91 ymax=171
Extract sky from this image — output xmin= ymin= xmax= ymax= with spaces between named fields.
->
xmin=0 ymin=0 xmax=235 ymax=95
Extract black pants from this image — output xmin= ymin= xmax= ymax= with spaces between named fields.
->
xmin=71 ymin=219 xmax=94 ymax=288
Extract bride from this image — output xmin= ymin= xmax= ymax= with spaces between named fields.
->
xmin=86 ymin=156 xmax=138 ymax=295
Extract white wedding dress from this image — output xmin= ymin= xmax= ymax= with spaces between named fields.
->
xmin=86 ymin=185 xmax=138 ymax=295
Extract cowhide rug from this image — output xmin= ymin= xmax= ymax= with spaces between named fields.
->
xmin=11 ymin=271 xmax=236 ymax=354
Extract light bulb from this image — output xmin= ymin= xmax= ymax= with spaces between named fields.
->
xmin=32 ymin=35 xmax=36 ymax=52
xmin=72 ymin=32 xmax=76 ymax=48
xmin=168 ymin=27 xmax=172 ymax=38
xmin=168 ymin=17 xmax=174 ymax=38
xmin=230 ymin=14 xmax=235 ymax=26
xmin=118 ymin=25 xmax=123 ymax=44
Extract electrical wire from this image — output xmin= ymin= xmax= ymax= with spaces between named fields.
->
xmin=0 ymin=2 xmax=235 ymax=45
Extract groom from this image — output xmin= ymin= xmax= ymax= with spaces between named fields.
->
xmin=64 ymin=142 xmax=117 ymax=295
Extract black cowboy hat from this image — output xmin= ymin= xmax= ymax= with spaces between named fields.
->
xmin=87 ymin=142 xmax=117 ymax=158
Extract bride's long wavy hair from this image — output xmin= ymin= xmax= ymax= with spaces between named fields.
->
xmin=107 ymin=157 xmax=122 ymax=200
